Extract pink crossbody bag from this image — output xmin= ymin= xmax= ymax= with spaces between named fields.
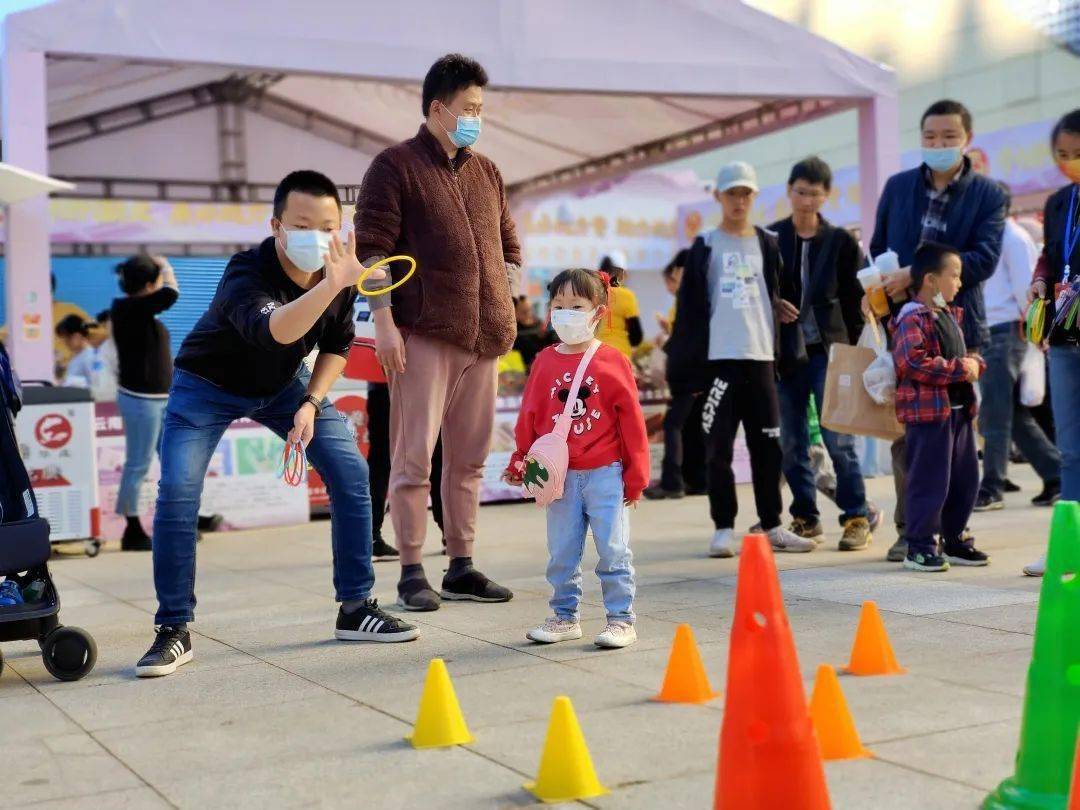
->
xmin=522 ymin=340 xmax=601 ymax=506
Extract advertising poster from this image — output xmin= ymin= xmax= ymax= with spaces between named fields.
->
xmin=94 ymin=402 xmax=309 ymax=540
xmin=14 ymin=400 xmax=98 ymax=540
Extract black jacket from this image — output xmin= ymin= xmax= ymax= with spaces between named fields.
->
xmin=1035 ymin=183 xmax=1080 ymax=346
xmin=664 ymin=226 xmax=783 ymax=395
xmin=769 ymin=215 xmax=865 ymax=354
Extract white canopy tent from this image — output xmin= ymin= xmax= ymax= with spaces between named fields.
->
xmin=1 ymin=0 xmax=898 ymax=378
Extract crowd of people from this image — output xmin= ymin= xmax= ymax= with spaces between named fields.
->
xmin=32 ymin=52 xmax=1069 ymax=677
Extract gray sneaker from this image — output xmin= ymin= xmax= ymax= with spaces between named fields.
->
xmin=886 ymin=536 xmax=907 ymax=562
xmin=527 ymin=617 xmax=583 ymax=644
xmin=767 ymin=526 xmax=815 ymax=553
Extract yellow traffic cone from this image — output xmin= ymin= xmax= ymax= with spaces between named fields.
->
xmin=406 ymin=658 xmax=474 ymax=748
xmin=525 ymin=696 xmax=608 ymax=803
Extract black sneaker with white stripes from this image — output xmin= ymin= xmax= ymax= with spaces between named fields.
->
xmin=335 ymin=598 xmax=420 ymax=642
xmin=136 ymin=626 xmax=193 ymax=677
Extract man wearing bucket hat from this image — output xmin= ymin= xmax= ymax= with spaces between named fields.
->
xmin=666 ymin=161 xmax=812 ymax=558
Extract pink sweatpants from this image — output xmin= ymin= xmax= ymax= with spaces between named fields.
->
xmin=388 ymin=333 xmax=497 ymax=565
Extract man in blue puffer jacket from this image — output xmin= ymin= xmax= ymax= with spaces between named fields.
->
xmin=869 ymin=98 xmax=1006 ymax=562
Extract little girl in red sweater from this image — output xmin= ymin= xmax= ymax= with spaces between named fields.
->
xmin=504 ymin=268 xmax=650 ymax=649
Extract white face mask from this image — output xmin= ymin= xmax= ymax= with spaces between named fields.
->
xmin=551 ymin=308 xmax=598 ymax=345
xmin=280 ymin=228 xmax=332 ymax=273
xmin=932 ymin=291 xmax=948 ymax=308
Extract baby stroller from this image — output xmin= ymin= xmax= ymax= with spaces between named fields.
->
xmin=0 ymin=343 xmax=96 ymax=681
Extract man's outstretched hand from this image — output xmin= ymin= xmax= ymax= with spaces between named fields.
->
xmin=323 ymin=231 xmax=386 ymax=293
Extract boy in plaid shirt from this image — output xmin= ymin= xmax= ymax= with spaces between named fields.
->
xmin=892 ymin=242 xmax=988 ymax=572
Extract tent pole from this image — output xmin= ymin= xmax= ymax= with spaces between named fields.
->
xmin=2 ymin=43 xmax=54 ymax=381
xmin=857 ymin=94 xmax=900 ymax=254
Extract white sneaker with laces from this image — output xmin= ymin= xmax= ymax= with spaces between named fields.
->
xmin=595 ymin=621 xmax=637 ymax=649
xmin=709 ymin=528 xmax=737 ymax=558
xmin=768 ymin=525 xmax=816 ymax=553
xmin=526 ymin=617 xmax=582 ymax=644
xmin=1023 ymin=554 xmax=1046 ymax=577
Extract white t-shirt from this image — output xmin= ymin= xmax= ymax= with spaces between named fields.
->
xmin=704 ymin=228 xmax=774 ymax=361
xmin=985 ymin=218 xmax=1038 ymax=329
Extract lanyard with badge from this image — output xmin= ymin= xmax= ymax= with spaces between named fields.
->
xmin=1052 ymin=185 xmax=1080 ymax=336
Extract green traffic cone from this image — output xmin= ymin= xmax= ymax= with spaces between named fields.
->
xmin=985 ymin=500 xmax=1080 ymax=810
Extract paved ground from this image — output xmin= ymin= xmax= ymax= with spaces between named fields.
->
xmin=1 ymin=467 xmax=1054 ymax=809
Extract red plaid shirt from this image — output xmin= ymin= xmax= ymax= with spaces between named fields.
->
xmin=891 ymin=303 xmax=985 ymax=424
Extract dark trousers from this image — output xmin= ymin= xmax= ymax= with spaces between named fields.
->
xmin=660 ymin=393 xmax=707 ymax=492
xmin=891 ymin=436 xmax=906 ymax=534
xmin=979 ymin=323 xmax=1060 ymax=497
xmin=904 ymin=409 xmax=979 ymax=555
xmin=367 ymin=383 xmax=443 ymax=543
xmin=701 ymin=360 xmax=783 ymax=531
xmin=778 ymin=348 xmax=868 ymax=524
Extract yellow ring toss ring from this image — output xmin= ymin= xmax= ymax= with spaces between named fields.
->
xmin=358 ymin=255 xmax=416 ymax=296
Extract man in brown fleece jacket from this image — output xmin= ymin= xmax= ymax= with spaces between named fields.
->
xmin=353 ymin=53 xmax=521 ymax=611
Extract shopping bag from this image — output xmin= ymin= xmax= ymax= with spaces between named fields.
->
xmin=820 ymin=343 xmax=904 ymax=442
xmin=1019 ymin=341 xmax=1046 ymax=407
xmin=856 ymin=314 xmax=896 ymax=406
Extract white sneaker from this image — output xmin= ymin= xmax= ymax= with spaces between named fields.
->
xmin=768 ymin=525 xmax=816 ymax=553
xmin=526 ymin=617 xmax=583 ymax=644
xmin=1023 ymin=554 xmax=1046 ymax=577
xmin=709 ymin=528 xmax=737 ymax=558
xmin=595 ymin=621 xmax=637 ymax=649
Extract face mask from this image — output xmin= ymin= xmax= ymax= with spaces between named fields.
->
xmin=280 ymin=228 xmax=332 ymax=273
xmin=1058 ymin=157 xmax=1080 ymax=184
xmin=551 ymin=309 xmax=598 ymax=345
xmin=932 ymin=291 xmax=948 ymax=308
xmin=922 ymin=146 xmax=964 ymax=173
xmin=438 ymin=104 xmax=481 ymax=148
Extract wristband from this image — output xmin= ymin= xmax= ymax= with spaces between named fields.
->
xmin=300 ymin=394 xmax=322 ymax=415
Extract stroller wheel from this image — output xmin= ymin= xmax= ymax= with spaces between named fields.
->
xmin=84 ymin=540 xmax=101 ymax=558
xmin=41 ymin=626 xmax=97 ymax=682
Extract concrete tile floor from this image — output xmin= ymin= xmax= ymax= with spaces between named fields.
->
xmin=0 ymin=467 xmax=1060 ymax=808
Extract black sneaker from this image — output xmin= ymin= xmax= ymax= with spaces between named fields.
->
xmin=685 ymin=486 xmax=708 ymax=497
xmin=197 ymin=513 xmax=225 ymax=532
xmin=1032 ymin=481 xmax=1061 ymax=507
xmin=1003 ymin=479 xmax=1022 ymax=493
xmin=121 ymin=523 xmax=152 ymax=552
xmin=136 ymin=626 xmax=192 ymax=677
xmin=886 ymin=536 xmax=907 ymax=562
xmin=903 ymin=550 xmax=950 ymax=572
xmin=335 ymin=599 xmax=419 ymax=642
xmin=643 ymin=485 xmax=685 ymax=501
xmin=441 ymin=568 xmax=514 ymax=603
xmin=371 ymin=537 xmax=399 ymax=561
xmin=397 ymin=576 xmax=441 ymax=612
xmin=943 ymin=537 xmax=990 ymax=567
xmin=973 ymin=492 xmax=1004 ymax=512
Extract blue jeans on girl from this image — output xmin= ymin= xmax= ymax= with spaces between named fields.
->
xmin=545 ymin=462 xmax=636 ymax=623
xmin=152 ymin=369 xmax=373 ymax=625
xmin=116 ymin=391 xmax=167 ymax=516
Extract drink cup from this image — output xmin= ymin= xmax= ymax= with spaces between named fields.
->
xmin=858 ymin=267 xmax=891 ymax=317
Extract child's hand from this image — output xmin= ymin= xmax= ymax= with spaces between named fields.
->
xmin=960 ymin=356 xmax=981 ymax=382
xmin=624 ymin=495 xmax=640 ymax=508
xmin=502 ymin=460 xmax=524 ymax=486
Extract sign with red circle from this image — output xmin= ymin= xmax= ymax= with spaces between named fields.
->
xmin=35 ymin=413 xmax=73 ymax=449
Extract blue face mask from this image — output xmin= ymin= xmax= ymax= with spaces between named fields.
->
xmin=922 ymin=146 xmax=964 ymax=173
xmin=438 ymin=104 xmax=481 ymax=149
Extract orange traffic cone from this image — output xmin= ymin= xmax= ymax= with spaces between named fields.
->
xmin=714 ymin=534 xmax=831 ymax=810
xmin=1068 ymin=733 xmax=1080 ymax=810
xmin=654 ymin=624 xmax=720 ymax=704
xmin=809 ymin=664 xmax=873 ymax=760
xmin=843 ymin=601 xmax=906 ymax=676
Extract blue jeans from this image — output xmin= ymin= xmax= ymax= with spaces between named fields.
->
xmin=116 ymin=391 xmax=167 ymax=516
xmin=1050 ymin=344 xmax=1080 ymax=501
xmin=152 ymin=369 xmax=374 ymax=625
xmin=545 ymin=463 xmax=635 ymax=623
xmin=778 ymin=350 xmax=868 ymax=523
xmin=979 ymin=324 xmax=1060 ymax=497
